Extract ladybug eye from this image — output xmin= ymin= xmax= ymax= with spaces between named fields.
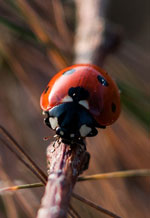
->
xmin=63 ymin=69 xmax=76 ymax=75
xmin=97 ymin=75 xmax=109 ymax=87
xmin=111 ymin=102 xmax=116 ymax=112
xmin=44 ymin=86 xmax=49 ymax=94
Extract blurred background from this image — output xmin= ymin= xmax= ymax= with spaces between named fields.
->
xmin=0 ymin=0 xmax=149 ymax=217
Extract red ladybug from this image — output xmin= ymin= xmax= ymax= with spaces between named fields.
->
xmin=40 ymin=64 xmax=120 ymax=142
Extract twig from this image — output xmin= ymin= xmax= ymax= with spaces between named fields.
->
xmin=36 ymin=139 xmax=89 ymax=218
xmin=74 ymin=0 xmax=121 ymax=66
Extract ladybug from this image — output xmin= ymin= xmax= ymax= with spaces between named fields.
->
xmin=40 ymin=64 xmax=120 ymax=143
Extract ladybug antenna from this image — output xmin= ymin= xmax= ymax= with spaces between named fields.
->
xmin=43 ymin=134 xmax=60 ymax=141
xmin=43 ymin=135 xmax=53 ymax=141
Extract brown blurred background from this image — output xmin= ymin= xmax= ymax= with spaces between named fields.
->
xmin=0 ymin=0 xmax=149 ymax=217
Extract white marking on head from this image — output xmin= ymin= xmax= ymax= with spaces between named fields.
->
xmin=42 ymin=111 xmax=46 ymax=115
xmin=79 ymin=124 xmax=91 ymax=137
xmin=49 ymin=117 xmax=58 ymax=129
xmin=60 ymin=131 xmax=64 ymax=136
xmin=70 ymin=133 xmax=75 ymax=138
xmin=79 ymin=100 xmax=89 ymax=109
xmin=62 ymin=95 xmax=73 ymax=103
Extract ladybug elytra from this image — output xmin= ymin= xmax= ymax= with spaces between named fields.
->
xmin=40 ymin=64 xmax=120 ymax=143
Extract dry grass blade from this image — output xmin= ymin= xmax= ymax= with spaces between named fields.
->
xmin=16 ymin=0 xmax=51 ymax=43
xmin=72 ymin=193 xmax=121 ymax=218
xmin=0 ymin=16 xmax=36 ymax=40
xmin=0 ymin=125 xmax=47 ymax=183
xmin=0 ymin=136 xmax=46 ymax=184
xmin=2 ymin=165 xmax=150 ymax=217
xmin=0 ymin=159 xmax=36 ymax=218
xmin=52 ymin=0 xmax=72 ymax=46
xmin=0 ymin=190 xmax=19 ymax=218
xmin=69 ymin=204 xmax=82 ymax=218
xmin=15 ymin=0 xmax=68 ymax=69
xmin=0 ymin=43 xmax=39 ymax=110
xmin=1 ymin=167 xmax=150 ymax=194
xmin=0 ymin=183 xmax=44 ymax=194
xmin=68 ymin=209 xmax=76 ymax=218
xmin=0 ymin=160 xmax=19 ymax=218
xmin=78 ymin=169 xmax=150 ymax=181
xmin=0 ymin=184 xmax=80 ymax=218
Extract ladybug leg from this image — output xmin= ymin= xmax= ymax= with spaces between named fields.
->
xmin=44 ymin=113 xmax=51 ymax=128
xmin=56 ymin=127 xmax=65 ymax=137
xmin=87 ymin=127 xmax=98 ymax=137
xmin=80 ymin=151 xmax=90 ymax=172
xmin=96 ymin=124 xmax=106 ymax=129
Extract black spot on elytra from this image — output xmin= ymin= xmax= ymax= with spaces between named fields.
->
xmin=63 ymin=69 xmax=76 ymax=75
xmin=44 ymin=86 xmax=49 ymax=94
xmin=68 ymin=86 xmax=89 ymax=101
xmin=97 ymin=75 xmax=109 ymax=87
xmin=112 ymin=103 xmax=116 ymax=112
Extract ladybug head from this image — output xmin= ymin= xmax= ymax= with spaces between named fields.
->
xmin=44 ymin=86 xmax=104 ymax=143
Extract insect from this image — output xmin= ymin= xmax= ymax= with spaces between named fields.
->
xmin=40 ymin=64 xmax=120 ymax=143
